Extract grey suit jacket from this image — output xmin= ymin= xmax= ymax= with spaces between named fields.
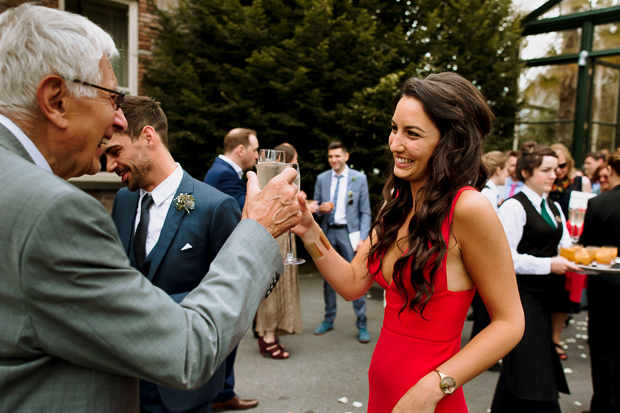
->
xmin=0 ymin=124 xmax=283 ymax=412
xmin=313 ymin=167 xmax=372 ymax=240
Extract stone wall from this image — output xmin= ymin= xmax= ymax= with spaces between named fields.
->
xmin=68 ymin=172 xmax=124 ymax=213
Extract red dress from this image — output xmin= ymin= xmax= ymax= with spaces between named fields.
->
xmin=367 ymin=187 xmax=475 ymax=413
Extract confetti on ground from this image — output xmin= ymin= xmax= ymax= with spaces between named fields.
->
xmin=564 ymin=368 xmax=574 ymax=374
xmin=578 ymin=345 xmax=585 ymax=349
xmin=566 ymin=338 xmax=577 ymax=343
xmin=576 ymin=334 xmax=582 ymax=339
xmin=581 ymin=353 xmax=588 ymax=359
xmin=338 ymin=397 xmax=348 ymax=404
xmin=582 ymin=335 xmax=589 ymax=340
xmin=352 ymin=401 xmax=363 ymax=408
xmin=574 ymin=401 xmax=583 ymax=406
xmin=569 ymin=318 xmax=576 ymax=324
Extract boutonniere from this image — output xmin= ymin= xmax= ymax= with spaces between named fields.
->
xmin=174 ymin=193 xmax=196 ymax=214
xmin=348 ymin=190 xmax=354 ymax=205
xmin=351 ymin=177 xmax=356 ymax=182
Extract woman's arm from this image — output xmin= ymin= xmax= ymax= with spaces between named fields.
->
xmin=292 ymin=198 xmax=375 ymax=301
xmin=392 ymin=191 xmax=525 ymax=412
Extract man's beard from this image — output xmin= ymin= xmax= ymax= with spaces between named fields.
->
xmin=126 ymin=156 xmax=153 ymax=192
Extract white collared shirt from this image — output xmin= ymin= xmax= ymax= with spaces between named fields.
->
xmin=0 ymin=113 xmax=53 ymax=173
xmin=330 ymin=166 xmax=349 ymax=225
xmin=498 ymin=184 xmax=572 ymax=275
xmin=218 ymin=154 xmax=243 ymax=179
xmin=134 ymin=164 xmax=184 ymax=257
xmin=481 ymin=180 xmax=500 ymax=212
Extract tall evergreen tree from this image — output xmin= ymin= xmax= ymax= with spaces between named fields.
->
xmin=145 ymin=0 xmax=522 ymax=210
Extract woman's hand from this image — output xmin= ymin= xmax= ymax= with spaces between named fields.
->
xmin=392 ymin=372 xmax=444 ymax=413
xmin=550 ymin=256 xmax=581 ymax=274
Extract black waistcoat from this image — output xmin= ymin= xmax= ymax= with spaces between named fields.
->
xmin=513 ymin=191 xmax=564 ymax=292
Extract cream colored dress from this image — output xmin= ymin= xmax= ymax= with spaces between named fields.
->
xmin=254 ymin=234 xmax=303 ymax=336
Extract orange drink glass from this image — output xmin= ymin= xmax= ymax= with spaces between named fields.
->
xmin=585 ymin=246 xmax=600 ymax=262
xmin=602 ymin=246 xmax=618 ymax=260
xmin=574 ymin=249 xmax=591 ymax=265
xmin=596 ymin=248 xmax=615 ymax=267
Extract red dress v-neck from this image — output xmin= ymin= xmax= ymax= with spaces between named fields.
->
xmin=367 ymin=187 xmax=475 ymax=412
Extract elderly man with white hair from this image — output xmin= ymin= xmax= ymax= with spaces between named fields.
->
xmin=0 ymin=4 xmax=301 ymax=412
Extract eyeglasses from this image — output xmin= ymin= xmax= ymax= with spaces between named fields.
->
xmin=72 ymin=79 xmax=125 ymax=110
xmin=557 ymin=162 xmax=568 ymax=169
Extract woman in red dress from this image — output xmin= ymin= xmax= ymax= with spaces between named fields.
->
xmin=294 ymin=72 xmax=524 ymax=412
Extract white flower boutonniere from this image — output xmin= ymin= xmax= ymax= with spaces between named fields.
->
xmin=174 ymin=193 xmax=196 ymax=214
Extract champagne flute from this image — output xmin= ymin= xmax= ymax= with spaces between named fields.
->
xmin=256 ymin=149 xmax=286 ymax=189
xmin=283 ymin=163 xmax=305 ymax=265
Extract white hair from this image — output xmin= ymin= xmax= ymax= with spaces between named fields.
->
xmin=0 ymin=3 xmax=119 ymax=121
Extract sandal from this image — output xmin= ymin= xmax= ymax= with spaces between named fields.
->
xmin=555 ymin=343 xmax=568 ymax=360
xmin=258 ymin=337 xmax=289 ymax=359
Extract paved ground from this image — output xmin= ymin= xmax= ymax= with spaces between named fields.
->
xmin=233 ymin=266 xmax=594 ymax=413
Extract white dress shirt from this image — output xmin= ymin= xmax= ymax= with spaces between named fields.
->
xmin=330 ymin=166 xmax=349 ymax=225
xmin=498 ymin=184 xmax=572 ymax=275
xmin=134 ymin=164 xmax=184 ymax=257
xmin=0 ymin=113 xmax=53 ymax=173
xmin=481 ymin=180 xmax=500 ymax=212
xmin=218 ymin=154 xmax=243 ymax=179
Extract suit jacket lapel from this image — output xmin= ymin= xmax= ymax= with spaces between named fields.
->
xmin=145 ymin=172 xmax=194 ymax=282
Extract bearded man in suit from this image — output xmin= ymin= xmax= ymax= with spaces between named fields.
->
xmin=0 ymin=5 xmax=301 ymax=412
xmin=313 ymin=141 xmax=372 ymax=343
xmin=103 ymin=96 xmax=239 ymax=413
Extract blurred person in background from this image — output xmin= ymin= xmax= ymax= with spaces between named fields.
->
xmin=583 ymin=151 xmax=606 ymax=194
xmin=548 ymin=143 xmax=591 ymax=361
xmin=578 ymin=150 xmax=620 ymax=413
xmin=590 ymin=163 xmax=611 ymax=195
xmin=481 ymin=151 xmax=509 ymax=212
xmin=253 ymin=143 xmax=305 ymax=359
xmin=501 ymin=150 xmax=523 ymax=203
xmin=491 ymin=143 xmax=580 ymax=413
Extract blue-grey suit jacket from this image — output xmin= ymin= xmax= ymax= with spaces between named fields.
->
xmin=313 ymin=168 xmax=372 ymax=240
xmin=204 ymin=157 xmax=246 ymax=209
xmin=111 ymin=171 xmax=241 ymax=413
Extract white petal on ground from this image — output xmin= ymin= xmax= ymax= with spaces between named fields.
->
xmin=338 ymin=397 xmax=348 ymax=404
xmin=574 ymin=401 xmax=583 ymax=406
xmin=566 ymin=338 xmax=577 ymax=343
xmin=564 ymin=368 xmax=574 ymax=374
xmin=352 ymin=401 xmax=363 ymax=408
xmin=581 ymin=353 xmax=588 ymax=359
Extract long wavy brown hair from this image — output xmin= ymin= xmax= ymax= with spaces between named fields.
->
xmin=368 ymin=72 xmax=492 ymax=316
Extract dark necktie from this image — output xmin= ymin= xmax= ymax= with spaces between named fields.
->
xmin=134 ymin=194 xmax=154 ymax=268
xmin=540 ymin=199 xmax=556 ymax=228
xmin=328 ymin=175 xmax=342 ymax=226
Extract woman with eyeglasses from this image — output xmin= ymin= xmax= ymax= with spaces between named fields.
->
xmin=548 ymin=143 xmax=592 ymax=361
xmin=549 ymin=143 xmax=592 ymax=217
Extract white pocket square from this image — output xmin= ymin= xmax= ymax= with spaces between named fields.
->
xmin=181 ymin=243 xmax=192 ymax=251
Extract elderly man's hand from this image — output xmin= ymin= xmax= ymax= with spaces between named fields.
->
xmin=243 ymin=168 xmax=301 ymax=238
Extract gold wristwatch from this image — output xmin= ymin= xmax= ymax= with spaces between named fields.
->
xmin=435 ymin=370 xmax=456 ymax=395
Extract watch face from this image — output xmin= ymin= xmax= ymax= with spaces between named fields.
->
xmin=440 ymin=376 xmax=457 ymax=394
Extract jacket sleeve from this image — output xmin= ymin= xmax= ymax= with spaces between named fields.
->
xmin=22 ymin=190 xmax=281 ymax=390
xmin=358 ymin=174 xmax=372 ymax=240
